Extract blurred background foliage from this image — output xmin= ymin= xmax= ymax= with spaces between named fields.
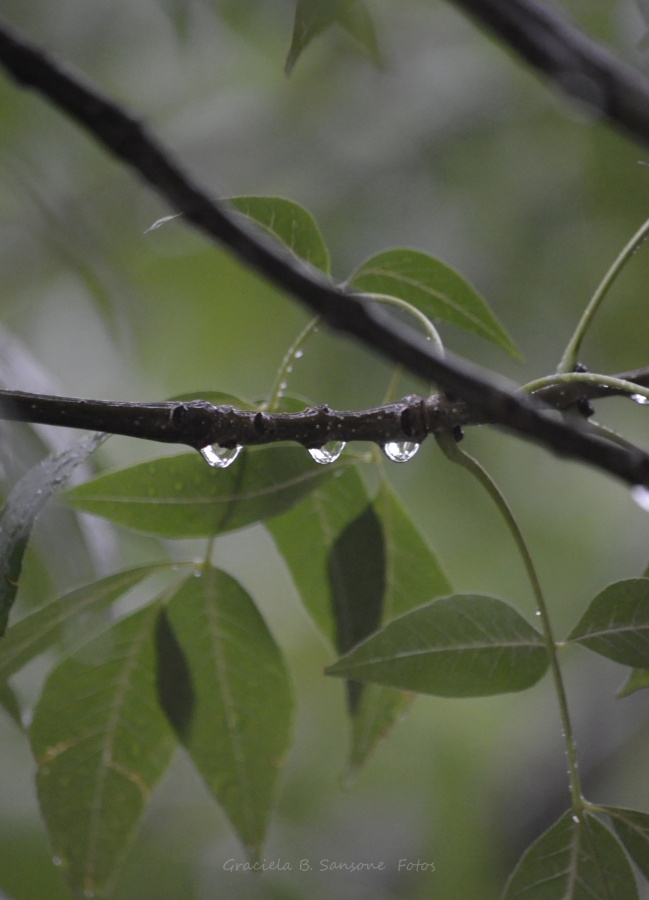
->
xmin=2 ymin=1 xmax=649 ymax=897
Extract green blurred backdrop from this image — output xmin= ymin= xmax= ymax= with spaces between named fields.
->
xmin=2 ymin=1 xmax=649 ymax=897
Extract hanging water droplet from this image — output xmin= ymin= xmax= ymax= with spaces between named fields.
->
xmin=382 ymin=441 xmax=420 ymax=463
xmin=535 ymin=610 xmax=541 ymax=617
xmin=630 ymin=393 xmax=649 ymax=405
xmin=294 ymin=349 xmax=304 ymax=359
xmin=632 ymin=485 xmax=649 ymax=511
xmin=199 ymin=444 xmax=242 ymax=469
xmin=571 ymin=814 xmax=580 ymax=825
xmin=144 ymin=213 xmax=182 ymax=234
xmin=308 ymin=441 xmax=346 ymax=465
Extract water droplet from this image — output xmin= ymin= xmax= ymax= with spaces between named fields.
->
xmin=308 ymin=441 xmax=346 ymax=465
xmin=630 ymin=393 xmax=649 ymax=405
xmin=199 ymin=444 xmax=242 ymax=469
xmin=382 ymin=442 xmax=420 ymax=463
xmin=572 ymin=814 xmax=580 ymax=824
xmin=52 ymin=856 xmax=62 ymax=867
xmin=535 ymin=610 xmax=541 ymax=616
xmin=294 ymin=349 xmax=304 ymax=359
xmin=144 ymin=213 xmax=182 ymax=233
xmin=632 ymin=485 xmax=649 ymax=511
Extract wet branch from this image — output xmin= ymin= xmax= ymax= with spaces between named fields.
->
xmin=448 ymin=0 xmax=649 ymax=148
xmin=0 ymin=390 xmax=473 ymax=451
xmin=2 ymin=18 xmax=649 ymax=487
xmin=2 ymin=367 xmax=649 ymax=453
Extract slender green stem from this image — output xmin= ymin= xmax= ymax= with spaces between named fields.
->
xmin=203 ymin=535 xmax=218 ymax=569
xmin=558 ymin=217 xmax=649 ymax=374
xmin=436 ymin=433 xmax=584 ymax=812
xmin=383 ymin=366 xmax=404 ymax=405
xmin=522 ymin=371 xmax=649 ymax=402
xmin=353 ymin=292 xmax=445 ymax=358
xmin=583 ymin=419 xmax=644 ymax=451
xmin=266 ymin=316 xmax=320 ymax=412
xmin=356 ymin=292 xmax=444 ymax=400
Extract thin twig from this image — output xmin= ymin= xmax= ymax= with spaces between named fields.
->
xmin=2 ymin=19 xmax=649 ymax=487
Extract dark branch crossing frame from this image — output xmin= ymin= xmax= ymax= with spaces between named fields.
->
xmin=1 ymin=5 xmax=649 ymax=486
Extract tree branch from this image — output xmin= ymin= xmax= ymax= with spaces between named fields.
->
xmin=2 ymin=366 xmax=649 ymax=454
xmin=2 ymin=17 xmax=649 ymax=488
xmin=0 ymin=390 xmax=460 ymax=450
xmin=448 ymin=0 xmax=649 ymax=148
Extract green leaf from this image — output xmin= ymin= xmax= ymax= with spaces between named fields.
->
xmin=30 ymin=601 xmax=177 ymax=899
xmin=267 ymin=465 xmax=372 ymax=642
xmin=328 ymin=501 xmax=385 ymax=713
xmin=617 ymin=667 xmax=649 ymax=698
xmin=0 ymin=432 xmax=107 ymax=635
xmin=502 ymin=811 xmax=638 ymax=899
xmin=163 ymin=568 xmax=293 ymax=860
xmin=0 ymin=565 xmax=166 ymax=683
xmin=326 ymin=595 xmax=548 ymax=697
xmin=606 ymin=807 xmax=649 ymax=881
xmin=348 ymin=481 xmax=451 ymax=771
xmin=337 ymin=0 xmax=382 ymax=68
xmin=0 ymin=679 xmax=23 ymax=729
xmin=373 ymin=480 xmax=451 ymax=620
xmin=65 ymin=446 xmax=350 ymax=539
xmin=229 ymin=196 xmax=331 ymax=273
xmin=567 ymin=578 xmax=649 ymax=668
xmin=270 ymin=469 xmax=452 ymax=768
xmin=154 ymin=606 xmax=195 ymax=742
xmin=347 ymin=683 xmax=414 ymax=777
xmin=350 ymin=248 xmax=521 ymax=359
xmin=285 ymin=0 xmax=374 ymax=75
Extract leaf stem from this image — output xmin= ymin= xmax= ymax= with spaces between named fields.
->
xmin=557 ymin=217 xmax=649 ymax=374
xmin=523 ymin=371 xmax=649 ymax=402
xmin=266 ymin=316 xmax=320 ymax=412
xmin=360 ymin=291 xmax=444 ymax=401
xmin=435 ymin=433 xmax=584 ymax=813
xmin=352 ymin=292 xmax=445 ymax=359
